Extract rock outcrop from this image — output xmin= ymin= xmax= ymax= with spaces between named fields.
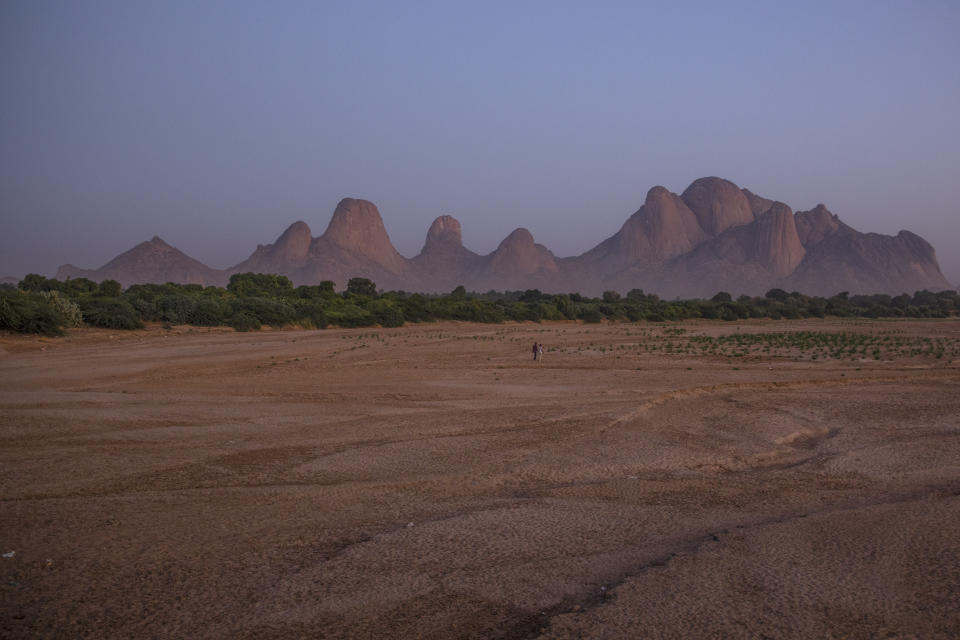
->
xmin=469 ymin=228 xmax=559 ymax=291
xmin=483 ymin=228 xmax=558 ymax=277
xmin=54 ymin=178 xmax=954 ymax=297
xmin=681 ymin=177 xmax=755 ymax=236
xmin=320 ymin=198 xmax=409 ymax=274
xmin=577 ymin=186 xmax=707 ymax=274
xmin=412 ymin=215 xmax=482 ymax=290
xmin=422 ymin=215 xmax=463 ymax=251
xmin=641 ymin=186 xmax=709 ymax=260
xmin=742 ymin=188 xmax=775 ymax=218
xmin=231 ymin=221 xmax=313 ymax=276
xmin=231 ymin=198 xmax=416 ymax=291
xmin=786 ymin=219 xmax=951 ymax=296
xmin=753 ymin=202 xmax=806 ymax=277
xmin=794 ymin=204 xmax=841 ymax=247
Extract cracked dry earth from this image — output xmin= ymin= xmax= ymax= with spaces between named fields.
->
xmin=1 ymin=319 xmax=959 ymax=639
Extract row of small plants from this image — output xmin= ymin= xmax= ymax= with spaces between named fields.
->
xmin=1 ymin=272 xmax=958 ymax=336
xmin=664 ymin=330 xmax=958 ymax=361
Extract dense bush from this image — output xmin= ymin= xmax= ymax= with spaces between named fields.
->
xmin=367 ymin=300 xmax=404 ymax=328
xmin=78 ymin=297 xmax=143 ymax=330
xmin=189 ymin=298 xmax=228 ymax=326
xmin=326 ymin=303 xmax=376 ymax=328
xmin=228 ymin=273 xmax=294 ymax=299
xmin=398 ymin=294 xmax=433 ymax=322
xmin=0 ymin=290 xmax=66 ymax=335
xmin=40 ymin=290 xmax=84 ymax=328
xmin=295 ymin=281 xmax=337 ymax=300
xmin=6 ymin=273 xmax=958 ymax=335
xmin=230 ymin=297 xmax=296 ymax=327
xmin=155 ymin=294 xmax=196 ymax=324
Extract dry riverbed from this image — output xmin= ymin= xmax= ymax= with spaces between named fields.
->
xmin=2 ymin=318 xmax=959 ymax=639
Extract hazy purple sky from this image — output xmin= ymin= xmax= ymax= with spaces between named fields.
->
xmin=2 ymin=1 xmax=958 ymax=284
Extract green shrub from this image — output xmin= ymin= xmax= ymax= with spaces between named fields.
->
xmin=230 ymin=297 xmax=295 ymax=327
xmin=399 ymin=294 xmax=433 ymax=322
xmin=227 ymin=273 xmax=294 ymax=298
xmin=296 ymin=281 xmax=336 ymax=300
xmin=0 ymin=296 xmax=19 ymax=330
xmin=78 ymin=297 xmax=143 ymax=330
xmin=327 ymin=304 xmax=375 ymax=328
xmin=40 ymin=290 xmax=83 ymax=328
xmin=0 ymin=290 xmax=66 ymax=335
xmin=189 ymin=298 xmax=228 ymax=326
xmin=18 ymin=274 xmax=61 ymax=293
xmin=156 ymin=294 xmax=195 ymax=324
xmin=368 ymin=300 xmax=404 ymax=327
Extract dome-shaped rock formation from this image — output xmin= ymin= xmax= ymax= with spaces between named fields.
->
xmin=321 ymin=198 xmax=408 ymax=273
xmin=485 ymin=228 xmax=558 ymax=276
xmin=681 ymin=177 xmax=755 ymax=236
xmin=641 ymin=186 xmax=708 ymax=259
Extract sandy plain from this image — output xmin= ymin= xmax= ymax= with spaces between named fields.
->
xmin=1 ymin=318 xmax=959 ymax=639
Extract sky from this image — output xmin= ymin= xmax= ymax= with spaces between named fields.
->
xmin=1 ymin=0 xmax=958 ymax=284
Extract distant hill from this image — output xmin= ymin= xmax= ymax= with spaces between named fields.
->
xmin=56 ymin=177 xmax=954 ymax=296
xmin=57 ymin=236 xmax=227 ymax=287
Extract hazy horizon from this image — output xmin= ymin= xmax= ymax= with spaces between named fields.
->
xmin=2 ymin=1 xmax=958 ymax=286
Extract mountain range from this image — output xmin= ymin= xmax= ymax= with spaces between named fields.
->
xmin=56 ymin=177 xmax=953 ymax=297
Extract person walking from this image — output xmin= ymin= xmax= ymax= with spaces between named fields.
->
xmin=537 ymin=343 xmax=544 ymax=362
xmin=532 ymin=342 xmax=539 ymax=361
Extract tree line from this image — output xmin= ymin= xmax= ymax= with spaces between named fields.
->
xmin=1 ymin=272 xmax=957 ymax=336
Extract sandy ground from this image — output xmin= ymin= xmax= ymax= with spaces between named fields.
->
xmin=1 ymin=318 xmax=958 ymax=639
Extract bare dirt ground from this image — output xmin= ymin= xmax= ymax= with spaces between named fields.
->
xmin=1 ymin=318 xmax=959 ymax=639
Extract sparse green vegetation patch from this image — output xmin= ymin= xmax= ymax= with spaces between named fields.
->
xmin=650 ymin=330 xmax=960 ymax=362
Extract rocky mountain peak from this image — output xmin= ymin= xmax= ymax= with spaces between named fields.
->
xmin=279 ymin=220 xmax=311 ymax=238
xmin=644 ymin=185 xmax=673 ymax=206
xmin=486 ymin=228 xmax=558 ymax=276
xmin=741 ymin=189 xmax=776 ymax=218
xmin=499 ymin=227 xmax=536 ymax=249
xmin=422 ymin=215 xmax=464 ymax=253
xmin=681 ymin=177 xmax=755 ymax=236
xmin=753 ymin=202 xmax=806 ymax=277
xmin=56 ymin=235 xmax=222 ymax=287
xmin=50 ymin=179 xmax=952 ymax=297
xmin=794 ymin=204 xmax=841 ymax=246
xmin=324 ymin=199 xmax=390 ymax=251
xmin=275 ymin=221 xmax=312 ymax=258
xmin=321 ymin=198 xmax=407 ymax=272
xmin=228 ymin=220 xmax=314 ymax=277
xmin=640 ymin=185 xmax=707 ymax=259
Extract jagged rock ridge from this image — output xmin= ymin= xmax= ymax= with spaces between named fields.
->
xmin=55 ymin=179 xmax=953 ymax=297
